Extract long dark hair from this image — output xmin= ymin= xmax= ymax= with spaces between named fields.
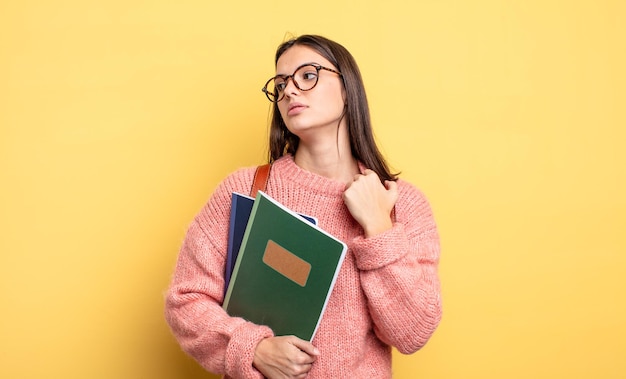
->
xmin=268 ymin=34 xmax=397 ymax=182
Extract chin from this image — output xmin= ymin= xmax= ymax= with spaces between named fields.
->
xmin=284 ymin=121 xmax=314 ymax=134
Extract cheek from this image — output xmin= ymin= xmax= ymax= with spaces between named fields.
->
xmin=277 ymin=103 xmax=288 ymax=120
xmin=326 ymin=83 xmax=346 ymax=109
xmin=323 ymin=90 xmax=346 ymax=114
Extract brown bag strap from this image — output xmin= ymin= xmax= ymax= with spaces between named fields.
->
xmin=250 ymin=163 xmax=271 ymax=197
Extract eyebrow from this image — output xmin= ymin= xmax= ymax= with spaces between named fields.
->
xmin=275 ymin=62 xmax=320 ymax=76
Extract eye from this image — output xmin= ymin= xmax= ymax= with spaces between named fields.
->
xmin=274 ymin=78 xmax=287 ymax=92
xmin=300 ymin=70 xmax=318 ymax=82
xmin=295 ymin=65 xmax=319 ymax=82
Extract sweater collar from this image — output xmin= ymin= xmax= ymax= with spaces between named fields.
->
xmin=273 ymin=154 xmax=363 ymax=196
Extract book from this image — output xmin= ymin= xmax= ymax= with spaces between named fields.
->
xmin=223 ymin=191 xmax=347 ymax=341
xmin=224 ymin=192 xmax=317 ymax=293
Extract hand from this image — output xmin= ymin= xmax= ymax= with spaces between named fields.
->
xmin=343 ymin=169 xmax=398 ymax=237
xmin=253 ymin=335 xmax=320 ymax=379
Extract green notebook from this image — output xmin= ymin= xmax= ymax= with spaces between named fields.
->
xmin=222 ymin=191 xmax=347 ymax=341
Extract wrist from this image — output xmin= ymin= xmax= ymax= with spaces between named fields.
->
xmin=252 ymin=338 xmax=268 ymax=369
xmin=363 ymin=217 xmax=393 ymax=238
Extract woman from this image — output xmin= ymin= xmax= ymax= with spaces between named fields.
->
xmin=165 ymin=34 xmax=442 ymax=379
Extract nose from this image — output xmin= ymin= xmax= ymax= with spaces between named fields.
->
xmin=283 ymin=76 xmax=299 ymax=97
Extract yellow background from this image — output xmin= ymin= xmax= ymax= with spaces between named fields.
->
xmin=1 ymin=1 xmax=624 ymax=378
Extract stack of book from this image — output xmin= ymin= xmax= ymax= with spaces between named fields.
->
xmin=222 ymin=191 xmax=347 ymax=341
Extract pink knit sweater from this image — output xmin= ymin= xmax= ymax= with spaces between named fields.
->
xmin=165 ymin=155 xmax=442 ymax=378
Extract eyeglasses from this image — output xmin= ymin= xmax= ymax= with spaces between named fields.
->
xmin=262 ymin=63 xmax=342 ymax=103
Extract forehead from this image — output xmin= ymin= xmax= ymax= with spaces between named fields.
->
xmin=276 ymin=45 xmax=334 ymax=75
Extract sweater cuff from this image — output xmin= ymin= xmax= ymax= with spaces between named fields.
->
xmin=225 ymin=322 xmax=274 ymax=379
xmin=351 ymin=223 xmax=409 ymax=271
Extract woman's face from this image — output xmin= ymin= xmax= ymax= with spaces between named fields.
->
xmin=275 ymin=45 xmax=346 ymax=139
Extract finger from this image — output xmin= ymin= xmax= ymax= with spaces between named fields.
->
xmin=298 ymin=353 xmax=317 ymax=364
xmin=289 ymin=337 xmax=320 ymax=356
xmin=364 ymin=169 xmax=383 ymax=182
xmin=385 ymin=180 xmax=398 ymax=192
xmin=292 ymin=362 xmax=314 ymax=375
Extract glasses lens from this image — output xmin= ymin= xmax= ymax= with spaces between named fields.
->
xmin=263 ymin=77 xmax=280 ymax=102
xmin=262 ymin=65 xmax=321 ymax=102
xmin=294 ymin=65 xmax=319 ymax=91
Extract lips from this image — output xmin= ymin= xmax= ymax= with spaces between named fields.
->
xmin=287 ymin=102 xmax=307 ymax=116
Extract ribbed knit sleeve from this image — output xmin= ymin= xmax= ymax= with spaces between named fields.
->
xmin=164 ymin=167 xmax=274 ymax=379
xmin=351 ymin=183 xmax=442 ymax=354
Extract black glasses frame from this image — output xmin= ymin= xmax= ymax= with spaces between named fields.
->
xmin=262 ymin=63 xmax=342 ymax=103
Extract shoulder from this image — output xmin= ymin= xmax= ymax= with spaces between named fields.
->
xmin=194 ymin=165 xmax=261 ymax=228
xmin=394 ymin=178 xmax=437 ymax=226
xmin=395 ymin=178 xmax=430 ymax=206
xmin=217 ymin=158 xmax=290 ymax=197
xmin=218 ymin=165 xmax=259 ymax=196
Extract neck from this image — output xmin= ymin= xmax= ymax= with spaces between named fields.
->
xmin=293 ymin=129 xmax=359 ymax=183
